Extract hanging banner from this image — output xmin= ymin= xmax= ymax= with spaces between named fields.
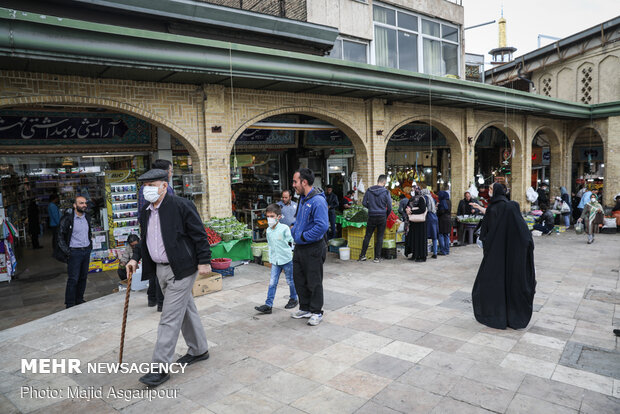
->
xmin=0 ymin=110 xmax=152 ymax=146
xmin=542 ymin=147 xmax=551 ymax=166
xmin=577 ymin=146 xmax=603 ymax=162
xmin=305 ymin=130 xmax=352 ymax=146
xmin=387 ymin=124 xmax=447 ymax=147
xmin=235 ymin=129 xmax=296 ymax=147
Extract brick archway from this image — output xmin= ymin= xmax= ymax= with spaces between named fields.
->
xmin=384 ymin=115 xmax=464 ymax=198
xmin=567 ymin=124 xmax=609 ymax=203
xmin=530 ymin=125 xmax=563 ymax=199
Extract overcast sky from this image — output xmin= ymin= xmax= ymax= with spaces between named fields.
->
xmin=463 ymin=0 xmax=620 ymax=68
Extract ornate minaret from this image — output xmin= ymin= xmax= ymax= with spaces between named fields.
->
xmin=489 ymin=9 xmax=516 ymax=65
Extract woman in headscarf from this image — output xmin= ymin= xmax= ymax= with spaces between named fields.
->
xmin=472 ymin=183 xmax=536 ymax=330
xmin=559 ymin=187 xmax=571 ymax=227
xmin=437 ymin=191 xmax=452 ymax=256
xmin=577 ymin=193 xmax=604 ymax=244
xmin=422 ymin=188 xmax=438 ymax=259
xmin=404 ymin=187 xmax=427 ymax=262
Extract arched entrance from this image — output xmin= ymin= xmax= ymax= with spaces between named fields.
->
xmin=228 ymin=111 xmax=368 ymax=240
xmin=569 ymin=126 xmax=605 ymax=205
xmin=384 ymin=117 xmax=463 ymax=200
xmin=530 ymin=127 xmax=561 ymax=202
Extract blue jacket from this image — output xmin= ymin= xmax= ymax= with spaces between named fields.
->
xmin=291 ymin=187 xmax=329 ymax=245
xmin=48 ymin=202 xmax=61 ymax=227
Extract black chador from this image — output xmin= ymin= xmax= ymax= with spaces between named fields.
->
xmin=472 ymin=183 xmax=536 ymax=329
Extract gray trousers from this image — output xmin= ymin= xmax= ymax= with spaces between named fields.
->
xmin=152 ymin=264 xmax=208 ymax=364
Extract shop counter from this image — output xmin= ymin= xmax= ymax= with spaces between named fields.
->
xmin=210 ymin=238 xmax=252 ymax=261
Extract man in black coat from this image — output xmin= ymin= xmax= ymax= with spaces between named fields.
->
xmin=126 ymin=169 xmax=211 ymax=387
xmin=325 ymin=185 xmax=339 ymax=239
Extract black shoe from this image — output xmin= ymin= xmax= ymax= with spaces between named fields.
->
xmin=176 ymin=350 xmax=209 ymax=366
xmin=139 ymin=372 xmax=170 ymax=387
xmin=358 ymin=255 xmax=367 ymax=262
xmin=614 ymin=329 xmax=620 ymax=337
xmin=157 ymin=304 xmax=163 ymax=312
xmin=255 ymin=305 xmax=272 ymax=314
xmin=148 ymin=300 xmax=157 ymax=307
xmin=285 ymin=299 xmax=298 ymax=309
xmin=431 ymin=254 xmax=437 ymax=259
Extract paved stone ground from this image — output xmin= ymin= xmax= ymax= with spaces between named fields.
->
xmin=1 ymin=231 xmax=619 ymax=413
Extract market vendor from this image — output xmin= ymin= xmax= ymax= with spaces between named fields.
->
xmin=342 ymin=190 xmax=354 ymax=210
xmin=457 ymin=192 xmax=480 ymax=216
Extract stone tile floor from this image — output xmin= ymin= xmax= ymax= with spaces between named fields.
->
xmin=0 ymin=231 xmax=618 ymax=413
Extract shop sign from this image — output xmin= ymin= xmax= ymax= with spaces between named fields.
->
xmin=0 ymin=111 xmax=151 ymax=146
xmin=236 ymin=129 xmax=295 ymax=147
xmin=577 ymin=146 xmax=603 ymax=162
xmin=542 ymin=147 xmax=550 ymax=165
xmin=387 ymin=124 xmax=447 ymax=146
xmin=305 ymin=130 xmax=352 ymax=146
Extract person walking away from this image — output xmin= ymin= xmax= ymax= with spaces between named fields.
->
xmin=404 ymin=187 xmax=428 ymax=262
xmin=437 ymin=191 xmax=451 ymax=256
xmin=277 ymin=189 xmax=297 ymax=227
xmin=472 ymin=183 xmax=536 ymax=330
xmin=290 ymin=168 xmax=329 ymax=326
xmin=48 ymin=194 xmax=61 ymax=255
xmin=139 ymin=159 xmax=174 ymax=311
xmin=325 ymin=185 xmax=339 ymax=239
xmin=533 ymin=203 xmax=554 ymax=235
xmin=117 ymin=234 xmax=140 ymax=285
xmin=578 ymin=193 xmax=604 ymax=244
xmin=255 ymin=204 xmax=298 ymax=314
xmin=422 ymin=188 xmax=439 ymax=259
xmin=126 ymin=168 xmax=211 ymax=387
xmin=359 ymin=175 xmax=392 ymax=263
xmin=57 ymin=196 xmax=92 ymax=308
xmin=28 ymin=199 xmax=42 ymax=249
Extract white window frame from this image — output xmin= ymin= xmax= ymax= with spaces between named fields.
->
xmin=371 ymin=1 xmax=460 ymax=77
xmin=328 ymin=36 xmax=369 ymax=64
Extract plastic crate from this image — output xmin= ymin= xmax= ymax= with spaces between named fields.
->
xmin=349 ymin=246 xmax=374 ymax=261
xmin=346 ymin=226 xmax=374 ymax=249
xmin=384 ymin=225 xmax=398 ymax=241
xmin=328 ymin=245 xmax=341 ymax=254
xmin=212 ymin=267 xmax=235 ymax=277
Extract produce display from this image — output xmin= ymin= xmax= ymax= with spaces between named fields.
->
xmin=204 ymin=216 xmax=253 ymax=242
xmin=457 ymin=216 xmax=482 ymax=223
xmin=343 ymin=204 xmax=369 ymax=223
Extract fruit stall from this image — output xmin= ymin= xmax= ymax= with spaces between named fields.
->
xmin=204 ymin=217 xmax=253 ymax=262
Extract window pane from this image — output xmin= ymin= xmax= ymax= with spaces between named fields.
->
xmin=442 ymin=24 xmax=458 ymax=42
xmin=374 ymin=26 xmax=397 ymax=68
xmin=423 ymin=38 xmax=441 ymax=75
xmin=422 ymin=19 xmax=440 ymax=37
xmin=343 ymin=40 xmax=367 ymax=63
xmin=397 ymin=12 xmax=417 ymax=31
xmin=398 ymin=31 xmax=418 ymax=71
xmin=327 ymin=39 xmax=342 ymax=59
xmin=442 ymin=42 xmax=458 ymax=76
xmin=373 ymin=5 xmax=395 ymax=25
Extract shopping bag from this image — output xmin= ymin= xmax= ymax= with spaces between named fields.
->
xmin=574 ymin=222 xmax=584 ymax=235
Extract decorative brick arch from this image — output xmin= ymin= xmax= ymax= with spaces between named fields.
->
xmin=384 ymin=115 xmax=465 ymax=196
xmin=0 ymin=95 xmax=201 ymax=161
xmin=530 ymin=125 xmax=563 ymax=197
xmin=228 ymin=106 xmax=370 ymax=182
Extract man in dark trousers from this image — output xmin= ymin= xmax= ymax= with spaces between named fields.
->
xmin=126 ymin=169 xmax=211 ymax=387
xmin=57 ymin=196 xmax=92 ymax=308
xmin=359 ymin=175 xmax=391 ymax=263
xmin=325 ymin=185 xmax=339 ymax=239
xmin=290 ymin=168 xmax=329 ymax=326
xmin=139 ymin=159 xmax=174 ymax=311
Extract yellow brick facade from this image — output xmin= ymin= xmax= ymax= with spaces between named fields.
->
xmin=1 ymin=70 xmax=618 ymax=214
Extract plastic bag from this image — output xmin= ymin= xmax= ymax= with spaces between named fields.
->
xmin=574 ymin=222 xmax=584 ymax=234
xmin=467 ymin=183 xmax=479 ymax=198
xmin=560 ymin=201 xmax=571 ymax=213
xmin=526 ymin=187 xmax=539 ymax=203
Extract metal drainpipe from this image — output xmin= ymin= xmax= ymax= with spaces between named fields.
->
xmin=517 ymin=62 xmax=536 ymax=93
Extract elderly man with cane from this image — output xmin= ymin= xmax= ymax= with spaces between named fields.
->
xmin=126 ymin=168 xmax=211 ymax=387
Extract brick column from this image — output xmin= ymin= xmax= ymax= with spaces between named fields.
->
xmin=604 ymin=116 xmax=620 ymax=207
xmin=463 ymin=109 xmax=477 ymax=195
xmin=364 ymin=99 xmax=387 ymax=187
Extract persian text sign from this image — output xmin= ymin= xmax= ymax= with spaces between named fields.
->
xmin=0 ymin=111 xmax=151 ymax=146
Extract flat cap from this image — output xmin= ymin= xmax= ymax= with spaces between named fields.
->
xmin=137 ymin=168 xmax=169 ymax=182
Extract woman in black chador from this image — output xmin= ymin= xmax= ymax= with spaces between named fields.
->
xmin=472 ymin=183 xmax=536 ymax=329
xmin=404 ymin=187 xmax=427 ymax=262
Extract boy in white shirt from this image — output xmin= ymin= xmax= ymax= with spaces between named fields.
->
xmin=255 ymin=204 xmax=298 ymax=314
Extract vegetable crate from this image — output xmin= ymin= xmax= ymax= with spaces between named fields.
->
xmin=384 ymin=225 xmax=398 ymax=242
xmin=349 ymin=246 xmax=374 ymax=261
xmin=212 ymin=267 xmax=235 ymax=277
xmin=346 ymin=227 xmax=375 ymax=260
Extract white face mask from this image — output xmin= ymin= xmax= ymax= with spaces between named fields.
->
xmin=143 ymin=185 xmax=162 ymax=203
xmin=267 ymin=217 xmax=278 ymax=228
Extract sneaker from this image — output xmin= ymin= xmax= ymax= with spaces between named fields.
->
xmin=373 ymin=258 xmax=380 ymax=263
xmin=291 ymin=310 xmax=312 ymax=319
xmin=308 ymin=313 xmax=323 ymax=326
xmin=358 ymin=255 xmax=367 ymax=262
xmin=284 ymin=299 xmax=298 ymax=309
xmin=255 ymin=304 xmax=272 ymax=314
xmin=431 ymin=254 xmax=437 ymax=259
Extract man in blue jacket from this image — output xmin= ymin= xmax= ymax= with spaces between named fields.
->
xmin=290 ymin=168 xmax=329 ymax=326
xmin=359 ymin=175 xmax=392 ymax=263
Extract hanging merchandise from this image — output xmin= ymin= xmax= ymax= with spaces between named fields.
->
xmin=105 ymin=170 xmax=139 ymax=250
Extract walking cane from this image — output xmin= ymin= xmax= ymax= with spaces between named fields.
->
xmin=119 ymin=266 xmax=133 ymax=363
